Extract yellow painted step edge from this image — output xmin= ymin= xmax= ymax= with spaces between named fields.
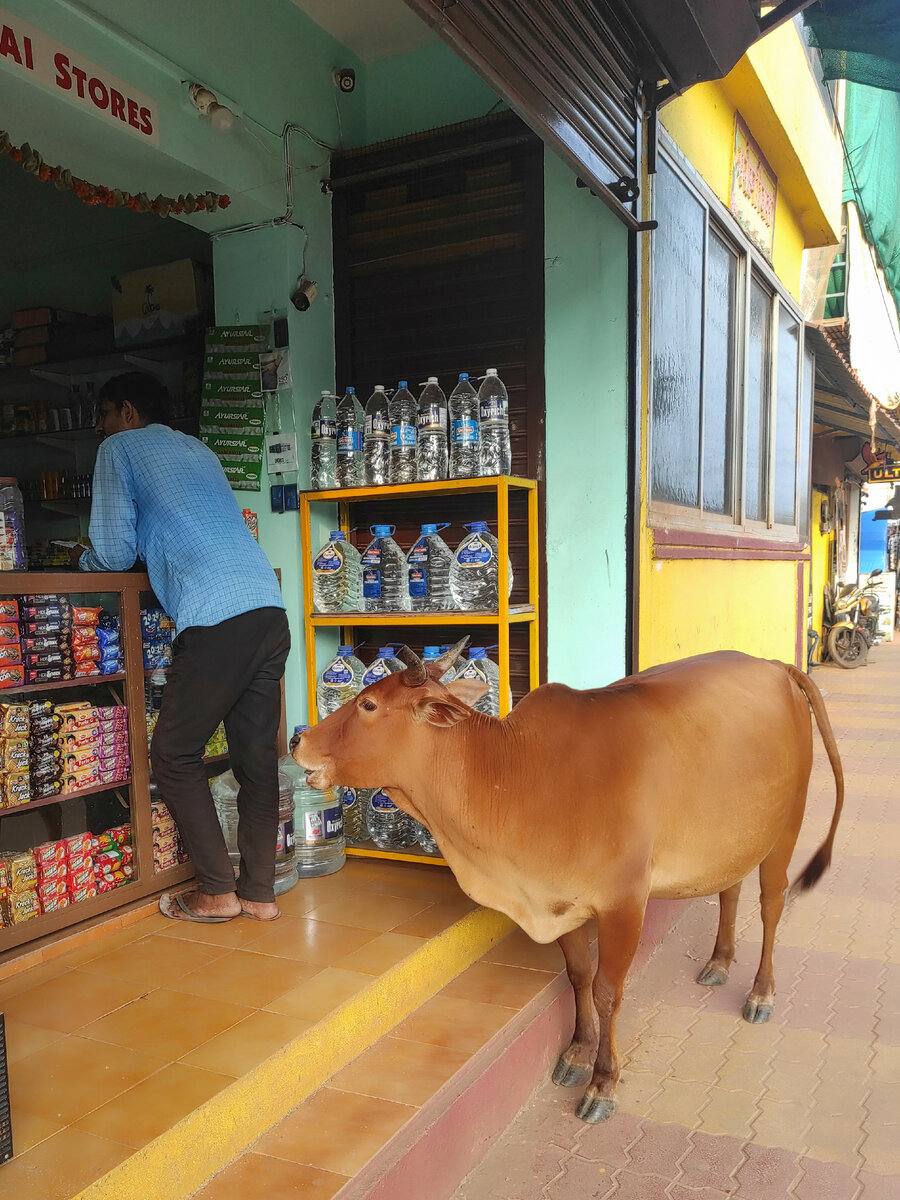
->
xmin=73 ymin=906 xmax=515 ymax=1200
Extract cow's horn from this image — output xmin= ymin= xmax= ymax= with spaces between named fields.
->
xmin=434 ymin=637 xmax=470 ymax=676
xmin=398 ymin=646 xmax=427 ymax=686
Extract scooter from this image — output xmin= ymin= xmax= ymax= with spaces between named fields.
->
xmin=823 ymin=569 xmax=883 ymax=669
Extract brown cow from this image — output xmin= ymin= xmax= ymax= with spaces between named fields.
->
xmin=294 ymin=642 xmax=843 ymax=1123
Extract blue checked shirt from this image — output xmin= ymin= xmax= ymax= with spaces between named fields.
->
xmin=80 ymin=425 xmax=284 ymax=632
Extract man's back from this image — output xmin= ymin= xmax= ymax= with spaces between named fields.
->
xmin=82 ymin=424 xmax=283 ymax=631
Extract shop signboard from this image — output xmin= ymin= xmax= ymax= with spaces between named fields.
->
xmin=0 ymin=7 xmax=159 ymax=144
xmin=730 ymin=116 xmax=776 ymax=258
xmin=863 ymin=462 xmax=900 ymax=483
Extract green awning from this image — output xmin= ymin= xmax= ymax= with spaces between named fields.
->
xmin=804 ymin=1 xmax=900 ymax=92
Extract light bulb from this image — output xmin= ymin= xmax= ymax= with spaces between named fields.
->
xmin=208 ymin=102 xmax=234 ymax=133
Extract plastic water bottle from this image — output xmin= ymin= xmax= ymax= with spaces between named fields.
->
xmin=478 ymin=369 xmax=511 ymax=476
xmin=406 ymin=523 xmax=454 ymax=612
xmin=423 ymin=644 xmax=457 ymax=685
xmin=211 ymin=766 xmax=298 ymax=893
xmin=411 ymin=819 xmax=440 ymax=856
xmin=367 ymin=788 xmax=416 ymax=849
xmin=390 ymin=381 xmax=418 ymax=484
xmin=361 ymin=646 xmax=405 ymax=689
xmin=454 ymin=647 xmax=502 ymax=716
xmin=364 ymin=385 xmax=391 ymax=486
xmin=416 ymin=377 xmax=448 ymax=481
xmin=316 ymin=646 xmax=365 ymax=718
xmin=361 ymin=525 xmax=409 ymax=613
xmin=312 ymin=531 xmax=361 ymax=613
xmin=283 ymin=733 xmax=345 ymax=878
xmin=449 ymin=521 xmax=514 ymax=611
xmin=339 ymin=786 xmax=369 ymax=845
xmin=336 ymin=386 xmax=364 ymax=488
xmin=449 ymin=373 xmax=480 ymax=479
xmin=309 ymin=391 xmax=337 ymax=490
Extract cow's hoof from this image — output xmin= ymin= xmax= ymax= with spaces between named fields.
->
xmin=697 ymin=964 xmax=729 ymax=986
xmin=742 ymin=998 xmax=774 ymax=1024
xmin=576 ymin=1090 xmax=617 ymax=1124
xmin=552 ymin=1057 xmax=591 ymax=1087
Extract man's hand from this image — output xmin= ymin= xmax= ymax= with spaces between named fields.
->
xmin=69 ymin=545 xmax=86 ymax=568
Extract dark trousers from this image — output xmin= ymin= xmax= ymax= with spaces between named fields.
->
xmin=151 ymin=607 xmax=290 ymax=903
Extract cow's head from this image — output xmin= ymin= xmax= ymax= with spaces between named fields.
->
xmin=293 ymin=639 xmax=489 ymax=790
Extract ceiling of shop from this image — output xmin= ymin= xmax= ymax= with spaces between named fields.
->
xmin=288 ymin=0 xmax=437 ymax=62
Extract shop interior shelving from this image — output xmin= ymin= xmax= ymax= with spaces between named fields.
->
xmin=299 ymin=475 xmax=540 ymax=867
xmin=0 ymin=572 xmax=193 ymax=956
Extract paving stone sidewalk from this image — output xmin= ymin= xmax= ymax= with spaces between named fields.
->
xmin=452 ymin=643 xmax=900 ymax=1200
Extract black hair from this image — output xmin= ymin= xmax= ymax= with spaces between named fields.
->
xmin=99 ymin=372 xmax=171 ymax=426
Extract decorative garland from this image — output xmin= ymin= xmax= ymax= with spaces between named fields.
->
xmin=0 ymin=130 xmax=230 ymax=217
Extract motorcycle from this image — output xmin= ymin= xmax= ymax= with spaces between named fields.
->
xmin=823 ymin=569 xmax=883 ymax=669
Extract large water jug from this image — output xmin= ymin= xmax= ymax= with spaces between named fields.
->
xmin=361 ymin=525 xmax=409 ymax=613
xmin=316 ymin=646 xmax=365 ymax=718
xmin=211 ymin=766 xmax=298 ymax=894
xmin=406 ymin=523 xmax=454 ymax=612
xmin=453 ymin=647 xmax=502 ymax=717
xmin=449 ymin=521 xmax=514 ymax=611
xmin=312 ymin=531 xmax=361 ymax=613
xmin=283 ymin=733 xmax=345 ymax=878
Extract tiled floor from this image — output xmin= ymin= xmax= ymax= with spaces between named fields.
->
xmin=0 ymin=857 xmax=483 ymax=1200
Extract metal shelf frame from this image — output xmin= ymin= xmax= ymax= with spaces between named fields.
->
xmin=299 ymin=475 xmax=540 ymax=866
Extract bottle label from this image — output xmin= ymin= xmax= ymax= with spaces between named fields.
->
xmin=392 ymin=423 xmax=417 ymax=448
xmin=276 ymin=815 xmax=295 ymax=857
xmin=365 ymin=414 xmax=391 ymax=440
xmin=371 ymin=790 xmax=398 ymax=811
xmin=460 ymin=661 xmax=489 ymax=684
xmin=408 ymin=538 xmax=429 ymax=565
xmin=362 ymin=569 xmax=382 ymax=599
xmin=337 ymin=430 xmax=363 ymax=454
xmin=480 ymin=397 xmax=508 ymax=424
xmin=341 ymin=788 xmax=357 ymax=810
xmin=408 ymin=567 xmax=428 ymax=598
xmin=362 ymin=660 xmax=390 ymax=687
xmin=313 ymin=418 xmax=337 ymax=442
xmin=300 ymin=803 xmax=343 ymax=843
xmin=451 ymin=418 xmax=479 ymax=445
xmin=456 ymin=534 xmax=493 ymax=567
xmin=322 ymin=661 xmax=354 ymax=686
xmin=313 ymin=543 xmax=344 ymax=574
xmin=417 ymin=404 xmax=447 ymax=433
xmin=361 ymin=543 xmax=382 ymax=566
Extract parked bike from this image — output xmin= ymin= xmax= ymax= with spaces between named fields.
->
xmin=823 ymin=569 xmax=882 ymax=669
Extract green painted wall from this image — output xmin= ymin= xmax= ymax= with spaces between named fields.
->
xmin=543 ymin=149 xmax=629 ymax=687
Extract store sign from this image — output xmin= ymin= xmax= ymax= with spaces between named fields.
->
xmin=730 ymin=116 xmax=776 ymax=258
xmin=0 ymin=8 xmax=159 ymax=145
xmin=864 ymin=463 xmax=900 ymax=483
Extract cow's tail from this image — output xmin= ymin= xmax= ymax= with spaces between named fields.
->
xmin=785 ymin=664 xmax=844 ymax=897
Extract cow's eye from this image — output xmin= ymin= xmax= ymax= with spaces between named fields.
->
xmin=360 ymin=698 xmax=377 ymax=712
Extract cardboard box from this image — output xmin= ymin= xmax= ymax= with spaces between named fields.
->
xmin=111 ymin=259 xmax=213 ymax=347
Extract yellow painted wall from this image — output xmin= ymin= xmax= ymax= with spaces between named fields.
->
xmin=639 ymin=556 xmax=799 ymax=667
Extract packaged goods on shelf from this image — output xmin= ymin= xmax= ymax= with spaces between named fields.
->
xmin=141 ymin=606 xmax=175 ymax=669
xmin=150 ymin=795 xmax=189 ymax=871
xmin=0 ymin=850 xmax=40 ymax=923
xmin=56 ymin=700 xmax=130 ymax=794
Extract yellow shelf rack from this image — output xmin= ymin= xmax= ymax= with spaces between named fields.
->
xmin=299 ymin=474 xmax=540 ymax=866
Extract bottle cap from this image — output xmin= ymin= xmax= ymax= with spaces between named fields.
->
xmin=398 ymin=380 xmax=408 ymax=388
xmin=466 ymin=521 xmax=489 ymax=533
xmin=329 ymin=530 xmax=346 ymax=541
xmin=371 ymin=524 xmax=394 ymax=536
xmin=427 ymin=376 xmax=438 ymax=384
xmin=458 ymin=372 xmax=469 ymax=381
xmin=346 ymin=385 xmax=355 ymax=394
xmin=421 ymin=524 xmax=438 ymax=535
xmin=374 ymin=384 xmax=385 ymax=391
xmin=320 ymin=389 xmax=331 ymax=396
xmin=423 ymin=646 xmax=441 ymax=659
xmin=337 ymin=646 xmax=354 ymax=656
xmin=485 ymin=368 xmax=498 ymax=376
xmin=469 ymin=647 xmax=486 ymax=659
xmin=293 ymin=724 xmax=309 ymax=735
xmin=376 ymin=646 xmax=395 ymax=657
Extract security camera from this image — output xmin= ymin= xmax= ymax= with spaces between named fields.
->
xmin=333 ymin=67 xmax=356 ymax=93
xmin=290 ymin=275 xmax=318 ymax=312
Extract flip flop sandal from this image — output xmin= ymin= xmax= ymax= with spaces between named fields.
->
xmin=159 ymin=892 xmax=236 ymax=923
xmin=239 ymin=908 xmax=283 ymax=922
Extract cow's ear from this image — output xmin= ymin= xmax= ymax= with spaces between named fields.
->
xmin=445 ymin=677 xmax=490 ymax=710
xmin=412 ymin=689 xmax=476 ymax=727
